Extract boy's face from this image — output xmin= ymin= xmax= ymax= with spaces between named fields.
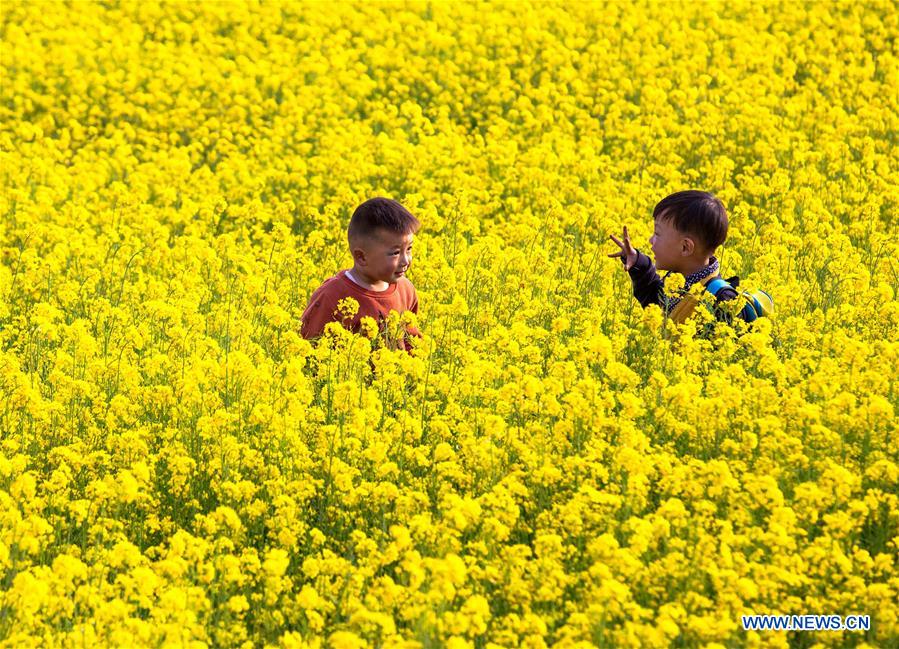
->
xmin=649 ymin=216 xmax=694 ymax=272
xmin=355 ymin=229 xmax=414 ymax=284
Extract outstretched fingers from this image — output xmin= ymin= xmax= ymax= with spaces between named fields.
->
xmin=608 ymin=233 xmax=625 ymax=257
xmin=622 ymin=226 xmax=636 ymax=253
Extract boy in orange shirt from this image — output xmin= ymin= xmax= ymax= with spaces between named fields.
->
xmin=301 ymin=197 xmax=421 ymax=350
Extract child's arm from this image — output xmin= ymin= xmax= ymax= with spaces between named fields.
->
xmin=609 ymin=227 xmax=665 ymax=308
xmin=627 ymin=251 xmax=666 ymax=308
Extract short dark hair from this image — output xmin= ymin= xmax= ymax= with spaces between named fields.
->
xmin=653 ymin=190 xmax=728 ymax=252
xmin=348 ymin=197 xmax=420 ymax=242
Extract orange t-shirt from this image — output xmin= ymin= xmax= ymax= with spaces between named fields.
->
xmin=301 ymin=270 xmax=420 ymax=347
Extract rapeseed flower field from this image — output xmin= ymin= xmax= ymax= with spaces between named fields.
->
xmin=1 ymin=1 xmax=897 ymax=647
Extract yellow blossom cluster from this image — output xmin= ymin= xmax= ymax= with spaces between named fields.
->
xmin=1 ymin=1 xmax=897 ymax=647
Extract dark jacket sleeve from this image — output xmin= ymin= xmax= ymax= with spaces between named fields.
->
xmin=625 ymin=250 xmax=665 ymax=308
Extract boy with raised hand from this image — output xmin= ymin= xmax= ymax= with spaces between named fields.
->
xmin=608 ymin=190 xmax=750 ymax=323
xmin=301 ymin=197 xmax=421 ymax=350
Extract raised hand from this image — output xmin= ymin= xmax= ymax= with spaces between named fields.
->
xmin=608 ymin=226 xmax=638 ymax=270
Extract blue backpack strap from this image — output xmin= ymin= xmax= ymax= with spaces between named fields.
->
xmin=741 ymin=302 xmax=760 ymax=322
xmin=705 ymin=276 xmax=771 ymax=323
xmin=704 ymin=277 xmax=732 ymax=298
xmin=707 ymin=276 xmax=753 ymax=322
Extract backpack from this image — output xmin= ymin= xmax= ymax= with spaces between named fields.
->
xmin=669 ymin=275 xmax=774 ymax=325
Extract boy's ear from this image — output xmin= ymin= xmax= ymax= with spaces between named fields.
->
xmin=681 ymin=237 xmax=695 ymax=256
xmin=351 ymin=246 xmax=367 ymax=265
